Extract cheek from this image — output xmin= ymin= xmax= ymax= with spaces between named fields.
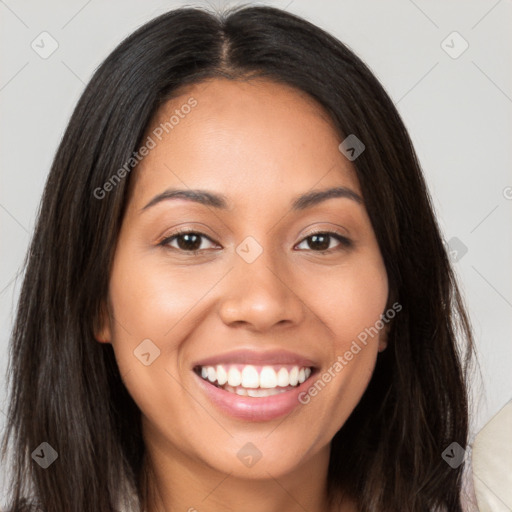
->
xmin=105 ymin=252 xmax=200 ymax=428
xmin=105 ymin=248 xmax=231 ymax=399
xmin=108 ymin=251 xmax=219 ymax=339
xmin=305 ymin=255 xmax=389 ymax=345
xmin=296 ymin=253 xmax=388 ymax=414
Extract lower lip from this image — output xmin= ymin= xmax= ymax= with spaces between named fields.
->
xmin=194 ymin=372 xmax=314 ymax=422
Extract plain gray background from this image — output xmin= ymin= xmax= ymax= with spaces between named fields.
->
xmin=1 ymin=0 xmax=511 ymax=502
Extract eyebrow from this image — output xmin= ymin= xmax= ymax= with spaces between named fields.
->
xmin=140 ymin=186 xmax=363 ymax=213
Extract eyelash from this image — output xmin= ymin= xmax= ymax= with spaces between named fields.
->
xmin=158 ymin=228 xmax=353 ymax=255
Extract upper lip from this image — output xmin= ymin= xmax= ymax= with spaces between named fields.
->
xmin=192 ymin=349 xmax=318 ymax=369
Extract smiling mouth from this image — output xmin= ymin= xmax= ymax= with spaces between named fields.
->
xmin=193 ymin=364 xmax=313 ymax=398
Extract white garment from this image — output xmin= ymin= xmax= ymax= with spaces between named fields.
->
xmin=471 ymin=399 xmax=512 ymax=511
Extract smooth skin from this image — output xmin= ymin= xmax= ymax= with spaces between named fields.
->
xmin=96 ymin=78 xmax=389 ymax=512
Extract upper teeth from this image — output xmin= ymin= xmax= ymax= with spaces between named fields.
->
xmin=199 ymin=364 xmax=312 ymax=389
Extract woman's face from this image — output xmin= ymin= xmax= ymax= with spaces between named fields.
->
xmin=97 ymin=78 xmax=389 ymax=481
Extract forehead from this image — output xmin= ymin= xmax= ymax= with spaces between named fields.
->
xmin=128 ymin=78 xmax=360 ymax=209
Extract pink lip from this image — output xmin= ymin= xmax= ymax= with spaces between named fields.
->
xmin=193 ymin=371 xmax=314 ymax=422
xmin=191 ymin=348 xmax=317 ymax=369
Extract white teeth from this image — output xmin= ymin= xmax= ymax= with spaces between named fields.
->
xmin=227 ymin=367 xmax=242 ymax=387
xmin=241 ymin=365 xmax=259 ymax=388
xmin=199 ymin=364 xmax=313 ymax=390
xmin=225 ymin=385 xmax=290 ymax=397
xmin=277 ymin=367 xmax=289 ymax=387
xmin=259 ymin=366 xmax=278 ymax=388
xmin=207 ymin=366 xmax=216 ymax=383
xmin=289 ymin=366 xmax=299 ymax=386
xmin=216 ymin=365 xmax=228 ymax=386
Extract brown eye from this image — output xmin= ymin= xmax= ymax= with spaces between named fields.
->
xmin=296 ymin=231 xmax=352 ymax=252
xmin=158 ymin=229 xmax=352 ymax=255
xmin=159 ymin=231 xmax=218 ymax=253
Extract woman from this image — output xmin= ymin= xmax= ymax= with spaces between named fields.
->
xmin=1 ymin=5 xmax=476 ymax=511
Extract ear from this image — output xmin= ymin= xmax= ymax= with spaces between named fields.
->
xmin=378 ymin=320 xmax=391 ymax=353
xmin=93 ymin=300 xmax=112 ymax=344
xmin=379 ymin=291 xmax=398 ymax=353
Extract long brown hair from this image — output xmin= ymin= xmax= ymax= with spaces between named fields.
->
xmin=1 ymin=5 xmax=475 ymax=511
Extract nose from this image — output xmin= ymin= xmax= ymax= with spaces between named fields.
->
xmin=218 ymin=245 xmax=306 ymax=332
